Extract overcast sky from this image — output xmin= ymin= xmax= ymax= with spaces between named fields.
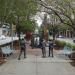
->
xmin=34 ymin=12 xmax=46 ymax=27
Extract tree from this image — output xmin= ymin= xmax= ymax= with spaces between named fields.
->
xmin=0 ymin=0 xmax=38 ymax=46
xmin=13 ymin=0 xmax=38 ymax=40
xmin=35 ymin=0 xmax=75 ymax=40
xmin=20 ymin=20 xmax=36 ymax=32
xmin=0 ymin=0 xmax=38 ymax=27
xmin=0 ymin=0 xmax=15 ymax=25
xmin=36 ymin=0 xmax=75 ymax=30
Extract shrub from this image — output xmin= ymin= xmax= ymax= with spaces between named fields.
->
xmin=55 ymin=40 xmax=66 ymax=47
xmin=55 ymin=40 xmax=75 ymax=51
xmin=66 ymin=43 xmax=75 ymax=50
xmin=71 ymin=45 xmax=75 ymax=50
xmin=66 ymin=43 xmax=72 ymax=48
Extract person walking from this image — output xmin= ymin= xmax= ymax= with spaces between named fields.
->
xmin=48 ymin=39 xmax=53 ymax=57
xmin=18 ymin=38 xmax=26 ymax=60
xmin=41 ymin=39 xmax=46 ymax=58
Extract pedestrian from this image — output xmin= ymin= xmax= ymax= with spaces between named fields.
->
xmin=48 ymin=39 xmax=53 ymax=57
xmin=18 ymin=38 xmax=26 ymax=60
xmin=41 ymin=39 xmax=46 ymax=58
xmin=35 ymin=38 xmax=38 ymax=48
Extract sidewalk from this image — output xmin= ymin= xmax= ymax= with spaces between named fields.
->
xmin=0 ymin=45 xmax=75 ymax=75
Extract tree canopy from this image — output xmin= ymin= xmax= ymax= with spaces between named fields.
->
xmin=0 ymin=0 xmax=38 ymax=32
xmin=36 ymin=0 xmax=75 ymax=30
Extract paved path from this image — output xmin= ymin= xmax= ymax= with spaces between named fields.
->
xmin=0 ymin=45 xmax=75 ymax=75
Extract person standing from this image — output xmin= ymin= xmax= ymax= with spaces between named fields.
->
xmin=48 ymin=39 xmax=53 ymax=57
xmin=41 ymin=39 xmax=46 ymax=58
xmin=18 ymin=38 xmax=26 ymax=60
xmin=34 ymin=38 xmax=38 ymax=48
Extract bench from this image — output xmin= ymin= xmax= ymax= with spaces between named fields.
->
xmin=1 ymin=46 xmax=13 ymax=57
xmin=59 ymin=46 xmax=75 ymax=57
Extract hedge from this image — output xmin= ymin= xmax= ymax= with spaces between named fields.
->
xmin=55 ymin=40 xmax=75 ymax=50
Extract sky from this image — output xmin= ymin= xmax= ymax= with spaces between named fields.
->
xmin=34 ymin=12 xmax=45 ymax=27
xmin=36 ymin=17 xmax=42 ymax=27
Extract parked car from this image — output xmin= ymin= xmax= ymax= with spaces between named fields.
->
xmin=58 ymin=35 xmax=64 ymax=38
xmin=73 ymin=39 xmax=75 ymax=43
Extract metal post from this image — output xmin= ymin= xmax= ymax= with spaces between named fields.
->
xmin=11 ymin=23 xmax=13 ymax=50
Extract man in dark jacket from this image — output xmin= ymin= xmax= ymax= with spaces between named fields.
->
xmin=18 ymin=38 xmax=26 ymax=60
xmin=48 ymin=39 xmax=53 ymax=57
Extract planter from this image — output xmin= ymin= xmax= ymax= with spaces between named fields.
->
xmin=71 ymin=53 xmax=75 ymax=59
xmin=54 ymin=40 xmax=66 ymax=50
xmin=54 ymin=45 xmax=64 ymax=50
xmin=68 ymin=52 xmax=75 ymax=62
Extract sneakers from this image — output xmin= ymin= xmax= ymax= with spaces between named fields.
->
xmin=18 ymin=58 xmax=20 ymax=60
xmin=18 ymin=57 xmax=26 ymax=60
xmin=24 ymin=56 xmax=26 ymax=58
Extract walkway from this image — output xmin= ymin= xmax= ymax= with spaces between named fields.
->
xmin=0 ymin=45 xmax=75 ymax=75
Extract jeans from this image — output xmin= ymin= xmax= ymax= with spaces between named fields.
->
xmin=18 ymin=47 xmax=26 ymax=59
